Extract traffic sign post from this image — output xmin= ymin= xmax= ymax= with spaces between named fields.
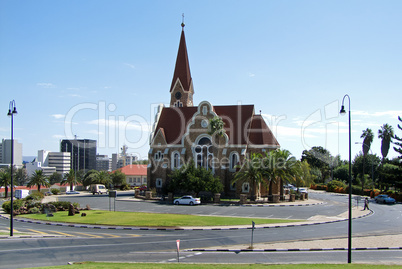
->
xmin=176 ymin=239 xmax=180 ymax=262
xmin=251 ymin=221 xmax=255 ymax=249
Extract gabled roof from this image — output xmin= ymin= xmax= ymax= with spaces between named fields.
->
xmin=247 ymin=114 xmax=280 ymax=146
xmin=118 ymin=164 xmax=147 ymax=176
xmin=170 ymin=29 xmax=192 ymax=92
xmin=152 ymin=105 xmax=280 ymax=148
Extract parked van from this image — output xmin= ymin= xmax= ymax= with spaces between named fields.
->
xmin=90 ymin=184 xmax=108 ymax=195
xmin=15 ymin=189 xmax=30 ymax=199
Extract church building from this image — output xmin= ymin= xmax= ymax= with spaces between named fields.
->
xmin=147 ymin=23 xmax=281 ymax=198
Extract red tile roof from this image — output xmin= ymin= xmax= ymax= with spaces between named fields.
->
xmin=153 ymin=105 xmax=280 ymax=147
xmin=118 ymin=164 xmax=147 ymax=176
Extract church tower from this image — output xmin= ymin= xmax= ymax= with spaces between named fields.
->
xmin=170 ymin=22 xmax=194 ymax=107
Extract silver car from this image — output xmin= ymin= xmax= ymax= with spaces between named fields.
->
xmin=173 ymin=196 xmax=201 ymax=205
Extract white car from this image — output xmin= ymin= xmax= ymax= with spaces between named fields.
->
xmin=173 ymin=196 xmax=201 ymax=205
xmin=298 ymin=188 xmax=308 ymax=193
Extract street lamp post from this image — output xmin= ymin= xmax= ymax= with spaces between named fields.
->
xmin=339 ymin=94 xmax=352 ymax=263
xmin=7 ymin=100 xmax=17 ymax=237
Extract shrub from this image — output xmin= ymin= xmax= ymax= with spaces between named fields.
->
xmin=25 ymin=192 xmax=44 ymax=202
xmin=2 ymin=199 xmax=25 ymax=214
xmin=327 ymin=180 xmax=346 ymax=192
xmin=50 ymin=188 xmax=60 ymax=195
xmin=28 ymin=207 xmax=40 ymax=214
xmin=120 ymin=183 xmax=130 ymax=191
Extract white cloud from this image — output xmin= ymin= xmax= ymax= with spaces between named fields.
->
xmin=248 ymin=72 xmax=255 ymax=77
xmin=124 ymin=63 xmax=135 ymax=69
xmin=52 ymin=134 xmax=65 ymax=139
xmin=37 ymin=82 xmax=55 ymax=88
xmin=69 ymin=94 xmax=82 ymax=98
xmin=354 ymin=110 xmax=402 ymax=118
xmin=51 ymin=114 xmax=65 ymax=119
xmin=87 ymin=118 xmax=151 ymax=132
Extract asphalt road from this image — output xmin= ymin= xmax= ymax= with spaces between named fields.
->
xmin=0 ymin=191 xmax=401 ymax=268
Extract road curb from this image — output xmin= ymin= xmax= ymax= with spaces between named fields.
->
xmin=186 ymin=246 xmax=402 ymax=252
xmin=0 ymin=209 xmax=373 ymax=235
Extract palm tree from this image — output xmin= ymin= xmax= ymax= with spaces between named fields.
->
xmin=263 ymin=149 xmax=297 ymax=199
xmin=62 ymin=169 xmax=78 ymax=191
xmin=233 ymin=153 xmax=264 ymax=201
xmin=360 ymin=128 xmax=374 ymax=191
xmin=208 ymin=116 xmax=226 ymax=166
xmin=0 ymin=168 xmax=11 ymax=198
xmin=378 ymin=124 xmax=394 ymax=190
xmin=361 ymin=128 xmax=374 ymax=156
xmin=27 ymin=170 xmax=50 ymax=192
xmin=378 ymin=124 xmax=394 ymax=161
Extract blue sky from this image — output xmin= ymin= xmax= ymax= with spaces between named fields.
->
xmin=1 ymin=0 xmax=401 ymax=161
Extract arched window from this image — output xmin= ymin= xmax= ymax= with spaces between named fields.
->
xmin=242 ymin=182 xmax=250 ymax=193
xmin=194 ymin=137 xmax=213 ymax=172
xmin=156 ymin=178 xmax=163 ymax=188
xmin=229 ymin=151 xmax=240 ymax=172
xmin=171 ymin=151 xmax=180 ymax=170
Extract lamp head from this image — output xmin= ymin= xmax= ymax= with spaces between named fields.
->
xmin=339 ymin=105 xmax=346 ymax=115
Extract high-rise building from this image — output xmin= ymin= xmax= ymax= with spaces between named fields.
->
xmin=60 ymin=139 xmax=97 ymax=172
xmin=0 ymin=139 xmax=23 ymax=167
xmin=26 ymin=150 xmax=71 ymax=177
xmin=96 ymin=154 xmax=111 ymax=171
xmin=48 ymin=152 xmax=71 ymax=175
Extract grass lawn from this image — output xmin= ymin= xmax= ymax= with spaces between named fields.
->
xmin=30 ymin=262 xmax=402 ymax=269
xmin=19 ymin=210 xmax=301 ymax=227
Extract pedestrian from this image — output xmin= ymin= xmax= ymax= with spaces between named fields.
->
xmin=364 ymin=197 xmax=370 ymax=210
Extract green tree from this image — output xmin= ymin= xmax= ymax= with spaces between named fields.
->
xmin=378 ymin=162 xmax=401 ymax=191
xmin=293 ymin=160 xmax=314 ymax=188
xmin=168 ymin=161 xmax=223 ymax=197
xmin=27 ymin=170 xmax=50 ymax=192
xmin=360 ymin=128 xmax=374 ymax=191
xmin=62 ymin=169 xmax=78 ymax=191
xmin=233 ymin=153 xmax=264 ymax=201
xmin=301 ymin=146 xmax=332 ymax=182
xmin=97 ymin=171 xmax=112 ymax=187
xmin=0 ymin=168 xmax=11 ymax=198
xmin=393 ymin=116 xmax=402 ymax=162
xmin=82 ymin=169 xmax=99 ymax=187
xmin=263 ymin=149 xmax=297 ymax=197
xmin=333 ymin=164 xmax=349 ymax=182
xmin=208 ymin=116 xmax=225 ymax=142
xmin=352 ymin=153 xmax=381 ymax=189
xmin=14 ymin=167 xmax=28 ymax=186
xmin=48 ymin=172 xmax=63 ymax=185
xmin=111 ymin=170 xmax=126 ymax=187
xmin=361 ymin=128 xmax=374 ymax=156
xmin=378 ymin=123 xmax=394 ymax=161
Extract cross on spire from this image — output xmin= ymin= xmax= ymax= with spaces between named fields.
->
xmin=181 ymin=13 xmax=185 ymax=28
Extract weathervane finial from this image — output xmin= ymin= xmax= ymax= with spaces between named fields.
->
xmin=181 ymin=13 xmax=185 ymax=28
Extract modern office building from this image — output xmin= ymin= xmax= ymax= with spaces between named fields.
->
xmin=48 ymin=152 xmax=71 ymax=175
xmin=96 ymin=154 xmax=112 ymax=171
xmin=60 ymin=139 xmax=97 ymax=172
xmin=0 ymin=139 xmax=23 ymax=167
xmin=26 ymin=150 xmax=71 ymax=177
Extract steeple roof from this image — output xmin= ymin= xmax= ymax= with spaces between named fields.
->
xmin=170 ymin=27 xmax=192 ymax=92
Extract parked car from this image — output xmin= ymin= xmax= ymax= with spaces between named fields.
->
xmin=66 ymin=190 xmax=80 ymax=195
xmin=374 ymin=194 xmax=396 ymax=204
xmin=298 ymin=188 xmax=308 ymax=193
xmin=173 ymin=196 xmax=201 ymax=205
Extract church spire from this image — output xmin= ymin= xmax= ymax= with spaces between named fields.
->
xmin=170 ymin=16 xmax=194 ymax=107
